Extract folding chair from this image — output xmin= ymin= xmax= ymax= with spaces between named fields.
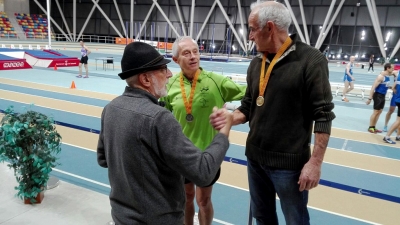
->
xmin=105 ymin=57 xmax=114 ymax=71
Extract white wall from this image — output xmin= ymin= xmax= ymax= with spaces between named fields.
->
xmin=4 ymin=0 xmax=29 ymax=14
xmin=0 ymin=0 xmax=4 ymax=12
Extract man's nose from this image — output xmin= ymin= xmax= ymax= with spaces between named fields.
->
xmin=166 ymin=69 xmax=173 ymax=78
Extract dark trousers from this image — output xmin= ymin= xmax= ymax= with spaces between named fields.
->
xmin=368 ymin=63 xmax=374 ymax=71
xmin=247 ymin=158 xmax=310 ymax=225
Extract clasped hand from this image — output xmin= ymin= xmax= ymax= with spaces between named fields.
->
xmin=209 ymin=107 xmax=233 ymax=135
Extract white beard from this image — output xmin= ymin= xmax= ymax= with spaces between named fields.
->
xmin=151 ymin=75 xmax=167 ymax=98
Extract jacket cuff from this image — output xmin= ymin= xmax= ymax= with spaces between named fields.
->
xmin=314 ymin=121 xmax=332 ymax=135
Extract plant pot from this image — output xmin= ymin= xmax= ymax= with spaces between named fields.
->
xmin=24 ymin=191 xmax=44 ymax=204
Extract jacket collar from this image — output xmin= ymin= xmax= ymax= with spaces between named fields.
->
xmin=123 ymin=86 xmax=159 ymax=105
xmin=256 ymin=33 xmax=297 ymax=63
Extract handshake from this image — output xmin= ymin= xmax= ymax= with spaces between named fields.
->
xmin=209 ymin=107 xmax=233 ymax=137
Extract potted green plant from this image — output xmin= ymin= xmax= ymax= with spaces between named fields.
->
xmin=0 ymin=106 xmax=62 ymax=204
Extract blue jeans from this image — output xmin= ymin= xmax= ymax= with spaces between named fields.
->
xmin=247 ymin=158 xmax=310 ymax=225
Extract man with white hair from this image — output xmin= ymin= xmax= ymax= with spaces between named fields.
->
xmin=342 ymin=56 xmax=356 ymax=102
xmin=97 ymin=42 xmax=233 ymax=224
xmin=224 ymin=1 xmax=335 ymax=224
xmin=161 ymin=36 xmax=246 ymax=225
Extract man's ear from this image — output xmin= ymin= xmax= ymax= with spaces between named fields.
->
xmin=266 ymin=21 xmax=274 ymax=33
xmin=172 ymin=56 xmax=179 ymax=64
xmin=138 ymin=73 xmax=152 ymax=88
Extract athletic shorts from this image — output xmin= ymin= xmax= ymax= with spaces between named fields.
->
xmin=397 ymin=102 xmax=400 ymax=117
xmin=80 ymin=56 xmax=88 ymax=64
xmin=373 ymin=92 xmax=386 ymax=110
xmin=184 ymin=168 xmax=221 ymax=187
xmin=390 ymin=95 xmax=396 ymax=107
xmin=343 ymin=74 xmax=353 ymax=82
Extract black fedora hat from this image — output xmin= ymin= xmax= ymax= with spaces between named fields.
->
xmin=118 ymin=42 xmax=171 ymax=80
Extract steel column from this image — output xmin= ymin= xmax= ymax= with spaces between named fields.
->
xmin=283 ymin=0 xmax=306 ymax=43
xmin=77 ymin=0 xmax=99 ymax=41
xmin=55 ymin=0 xmax=72 ymax=41
xmin=91 ymin=0 xmax=124 ymax=37
xmin=316 ymin=0 xmax=345 ymax=50
xmin=34 ymin=0 xmax=72 ymax=42
xmin=153 ymin=0 xmax=180 ymax=38
xmin=195 ymin=0 xmax=217 ymax=42
xmin=315 ymin=0 xmax=336 ymax=48
xmin=46 ymin=0 xmax=51 ymax=46
xmin=298 ymin=0 xmax=309 ymax=45
xmin=189 ymin=0 xmax=195 ymax=37
xmin=366 ymin=0 xmax=386 ymax=59
xmin=113 ymin=0 xmax=127 ymax=36
xmin=215 ymin=0 xmax=245 ymax=52
xmin=130 ymin=0 xmax=134 ymax=39
xmin=174 ymin=0 xmax=187 ymax=36
xmin=237 ymin=0 xmax=247 ymax=52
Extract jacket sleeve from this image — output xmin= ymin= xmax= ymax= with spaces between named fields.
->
xmin=97 ymin=108 xmax=107 ymax=168
xmin=216 ymin=75 xmax=247 ymax=102
xmin=305 ymin=58 xmax=336 ymax=134
xmin=154 ymin=110 xmax=229 ymax=187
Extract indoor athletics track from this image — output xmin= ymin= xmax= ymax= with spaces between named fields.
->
xmin=0 ymin=41 xmax=399 ymax=225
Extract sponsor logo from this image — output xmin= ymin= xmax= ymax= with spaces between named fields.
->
xmin=358 ymin=189 xmax=370 ymax=195
xmin=3 ymin=62 xmax=25 ymax=68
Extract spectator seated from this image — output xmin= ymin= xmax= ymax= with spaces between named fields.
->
xmin=0 ymin=12 xmax=17 ymax=38
xmin=15 ymin=13 xmax=54 ymax=39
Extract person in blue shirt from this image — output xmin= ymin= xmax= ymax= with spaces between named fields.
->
xmin=383 ymin=70 xmax=400 ymax=144
xmin=366 ymin=63 xmax=397 ymax=134
xmin=342 ymin=56 xmax=356 ymax=102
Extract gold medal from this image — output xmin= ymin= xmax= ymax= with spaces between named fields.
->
xmin=256 ymin=96 xmax=264 ymax=106
xmin=180 ymin=69 xmax=201 ymax=121
xmin=257 ymin=37 xmax=292 ymax=107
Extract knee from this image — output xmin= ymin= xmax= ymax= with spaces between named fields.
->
xmin=185 ymin=190 xmax=195 ymax=203
xmin=348 ymin=86 xmax=354 ymax=91
xmin=196 ymin=196 xmax=212 ymax=208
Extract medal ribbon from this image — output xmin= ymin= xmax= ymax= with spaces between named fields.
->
xmin=180 ymin=69 xmax=201 ymax=116
xmin=259 ymin=37 xmax=292 ymax=99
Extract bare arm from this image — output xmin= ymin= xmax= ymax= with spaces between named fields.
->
xmin=232 ymin=109 xmax=247 ymax=125
xmin=298 ymin=132 xmax=329 ymax=191
xmin=85 ymin=46 xmax=91 ymax=56
xmin=366 ymin=74 xmax=384 ymax=104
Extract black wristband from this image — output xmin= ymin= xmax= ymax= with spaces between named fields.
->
xmin=368 ymin=98 xmax=372 ymax=100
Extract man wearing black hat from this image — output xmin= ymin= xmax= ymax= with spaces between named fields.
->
xmin=96 ymin=42 xmax=233 ymax=224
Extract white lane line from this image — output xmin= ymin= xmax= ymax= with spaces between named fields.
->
xmin=324 ymin=161 xmax=400 ymax=178
xmin=52 ymin=168 xmax=110 ymax=188
xmin=51 ymin=168 xmax=233 ymax=225
xmin=0 ymin=77 xmax=117 ymax=99
xmin=0 ymin=98 xmax=100 ymax=118
xmin=342 ymin=139 xmax=348 ymax=150
xmin=0 ymin=89 xmax=104 ymax=108
xmin=307 ymin=206 xmax=381 ymax=225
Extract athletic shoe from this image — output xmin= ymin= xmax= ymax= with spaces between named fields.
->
xmin=383 ymin=126 xmax=388 ymax=132
xmin=396 ymin=136 xmax=400 ymax=141
xmin=383 ymin=137 xmax=396 ymax=144
xmin=368 ymin=128 xmax=375 ymax=133
xmin=375 ymin=129 xmax=383 ymax=133
xmin=342 ymin=98 xmax=349 ymax=102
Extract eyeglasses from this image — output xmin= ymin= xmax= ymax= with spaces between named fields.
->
xmin=157 ymin=66 xmax=168 ymax=75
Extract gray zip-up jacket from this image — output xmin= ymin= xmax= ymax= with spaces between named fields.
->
xmin=97 ymin=86 xmax=229 ymax=225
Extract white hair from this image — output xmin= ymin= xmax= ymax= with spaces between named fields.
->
xmin=172 ymin=36 xmax=199 ymax=57
xmin=250 ymin=1 xmax=291 ymax=31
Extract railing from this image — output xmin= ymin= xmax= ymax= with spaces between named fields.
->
xmin=54 ymin=33 xmax=117 ymax=44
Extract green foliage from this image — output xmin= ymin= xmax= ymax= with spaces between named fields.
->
xmin=0 ymin=106 xmax=62 ymax=203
